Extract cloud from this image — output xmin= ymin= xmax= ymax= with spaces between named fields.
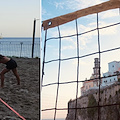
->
xmin=100 ymin=10 xmax=119 ymax=19
xmin=62 ymin=45 xmax=75 ymax=50
xmin=54 ymin=1 xmax=65 ymax=9
xmin=54 ymin=0 xmax=108 ymax=11
xmin=42 ymin=8 xmax=47 ymax=15
xmin=99 ymin=21 xmax=118 ymax=35
xmin=47 ymin=10 xmax=119 ymax=53
xmin=62 ymin=38 xmax=76 ymax=50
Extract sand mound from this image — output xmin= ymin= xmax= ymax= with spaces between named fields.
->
xmin=0 ymin=58 xmax=39 ymax=120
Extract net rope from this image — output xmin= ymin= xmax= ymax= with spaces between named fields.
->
xmin=41 ymin=8 xmax=120 ymax=120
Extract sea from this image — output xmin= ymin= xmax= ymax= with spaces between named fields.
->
xmin=0 ymin=37 xmax=40 ymax=58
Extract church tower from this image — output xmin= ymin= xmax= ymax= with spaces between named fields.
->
xmin=91 ymin=58 xmax=101 ymax=87
xmin=93 ymin=58 xmax=100 ymax=78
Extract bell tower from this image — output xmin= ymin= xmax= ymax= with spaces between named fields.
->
xmin=93 ymin=58 xmax=100 ymax=78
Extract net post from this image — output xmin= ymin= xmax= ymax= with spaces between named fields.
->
xmin=32 ymin=19 xmax=36 ymax=58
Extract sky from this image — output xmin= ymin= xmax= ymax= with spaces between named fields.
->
xmin=42 ymin=0 xmax=120 ymax=119
xmin=42 ymin=0 xmax=109 ymax=21
xmin=0 ymin=0 xmax=40 ymax=37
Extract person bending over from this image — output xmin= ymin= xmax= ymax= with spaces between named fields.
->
xmin=0 ymin=54 xmax=20 ymax=87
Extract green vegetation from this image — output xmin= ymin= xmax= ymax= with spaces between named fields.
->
xmin=118 ymin=78 xmax=120 ymax=82
xmin=101 ymin=90 xmax=103 ymax=94
xmin=109 ymin=95 xmax=111 ymax=98
xmin=35 ymin=56 xmax=39 ymax=59
xmin=118 ymin=89 xmax=120 ymax=93
xmin=87 ymin=94 xmax=97 ymax=119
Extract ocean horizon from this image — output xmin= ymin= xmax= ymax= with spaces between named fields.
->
xmin=0 ymin=37 xmax=40 ymax=58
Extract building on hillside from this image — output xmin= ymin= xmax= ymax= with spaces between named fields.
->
xmin=102 ymin=61 xmax=120 ymax=86
xmin=81 ymin=58 xmax=101 ymax=96
xmin=81 ymin=59 xmax=120 ymax=96
xmin=81 ymin=80 xmax=94 ymax=96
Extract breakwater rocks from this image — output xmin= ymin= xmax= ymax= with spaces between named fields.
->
xmin=66 ymin=82 xmax=120 ymax=120
xmin=0 ymin=58 xmax=39 ymax=120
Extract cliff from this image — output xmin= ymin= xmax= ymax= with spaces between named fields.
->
xmin=66 ymin=82 xmax=120 ymax=120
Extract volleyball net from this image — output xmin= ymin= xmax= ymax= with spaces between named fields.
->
xmin=41 ymin=0 xmax=120 ymax=119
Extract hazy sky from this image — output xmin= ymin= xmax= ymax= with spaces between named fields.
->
xmin=42 ymin=0 xmax=120 ymax=119
xmin=0 ymin=0 xmax=40 ymax=37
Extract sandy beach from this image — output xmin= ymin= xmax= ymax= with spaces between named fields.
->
xmin=0 ymin=57 xmax=39 ymax=120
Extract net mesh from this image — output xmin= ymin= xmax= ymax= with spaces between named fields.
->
xmin=41 ymin=7 xmax=120 ymax=120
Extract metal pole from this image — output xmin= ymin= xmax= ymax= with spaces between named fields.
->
xmin=20 ymin=42 xmax=23 ymax=57
xmin=32 ymin=19 xmax=36 ymax=58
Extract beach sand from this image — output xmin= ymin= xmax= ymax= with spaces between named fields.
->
xmin=0 ymin=57 xmax=39 ymax=120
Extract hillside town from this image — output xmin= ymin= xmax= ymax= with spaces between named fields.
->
xmin=66 ymin=58 xmax=120 ymax=120
xmin=81 ymin=58 xmax=120 ymax=96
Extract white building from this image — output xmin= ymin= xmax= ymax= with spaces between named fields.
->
xmin=81 ymin=59 xmax=120 ymax=96
xmin=102 ymin=61 xmax=120 ymax=86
